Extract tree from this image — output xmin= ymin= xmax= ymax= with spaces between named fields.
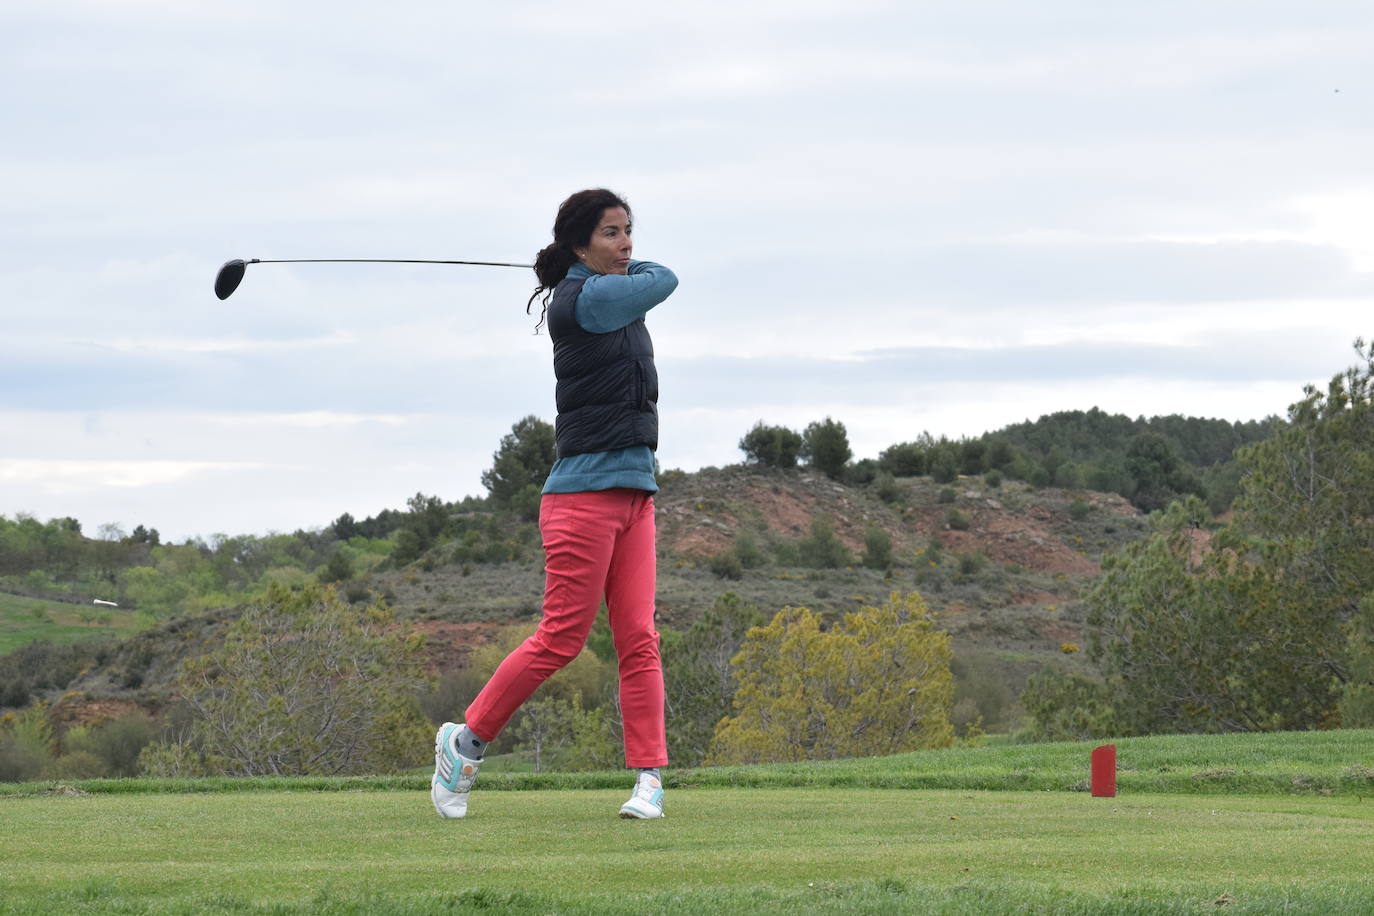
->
xmin=1018 ymin=670 xmax=1118 ymax=741
xmin=801 ymin=417 xmax=852 ymax=479
xmin=509 ymin=696 xmax=575 ymax=773
xmin=958 ymin=439 xmax=987 ymax=476
xmin=1036 ymin=344 xmax=1374 ymax=737
xmin=739 ymin=421 xmax=804 ymax=469
xmin=1084 ymin=497 xmax=1336 ymax=733
xmin=928 ymin=446 xmax=959 ymax=484
xmin=1125 ymin=432 xmax=1201 ymax=512
xmin=128 ymin=525 xmax=160 ymax=546
xmin=481 ymin=416 xmax=556 ymax=509
xmin=171 ymin=583 xmax=430 ymax=776
xmin=879 ymin=441 xmax=927 ymax=477
xmin=332 ymin=512 xmax=359 ymax=540
xmin=1233 ymin=340 xmax=1374 ymax=620
xmin=323 ymin=549 xmax=354 ymax=582
xmin=507 ymin=693 xmax=618 ymax=772
xmin=708 ymin=592 xmax=954 ymax=764
xmin=1339 ymin=595 xmax=1374 ymax=727
xmin=664 ymin=592 xmax=762 ymax=766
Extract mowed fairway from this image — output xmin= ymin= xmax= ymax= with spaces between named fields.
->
xmin=4 ymin=787 xmax=1373 ymax=914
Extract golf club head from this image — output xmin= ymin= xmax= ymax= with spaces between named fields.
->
xmin=214 ymin=259 xmax=247 ymax=300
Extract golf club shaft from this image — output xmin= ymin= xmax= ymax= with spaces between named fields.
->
xmin=246 ymin=258 xmax=532 ymax=268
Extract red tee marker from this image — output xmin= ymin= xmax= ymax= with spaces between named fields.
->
xmin=1091 ymin=744 xmax=1117 ymax=797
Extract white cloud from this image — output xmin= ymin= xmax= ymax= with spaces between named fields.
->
xmin=2 ymin=0 xmax=1371 ymax=537
xmin=0 ymin=459 xmax=267 ymax=492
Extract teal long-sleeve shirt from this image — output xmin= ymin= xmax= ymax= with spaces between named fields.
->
xmin=542 ymin=259 xmax=678 ymax=495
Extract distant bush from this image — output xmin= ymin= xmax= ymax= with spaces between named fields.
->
xmin=801 ymin=417 xmax=852 ymax=480
xmin=732 ymin=529 xmax=768 ymax=570
xmin=65 ymin=711 xmax=157 ymax=777
xmin=323 ymin=550 xmax=353 ymax=583
xmin=959 ymin=440 xmax=987 ymax=475
xmin=955 ymin=552 xmax=985 ymax=581
xmin=708 ymin=551 xmax=743 ymax=580
xmin=739 ymin=422 xmax=804 ymax=469
xmin=946 ymin=508 xmax=971 ymax=531
xmin=0 ymin=704 xmax=52 ymax=782
xmin=878 ymin=441 xmax=926 ymax=477
xmin=136 ymin=737 xmax=204 ymax=778
xmin=984 ymin=470 xmax=1003 ymax=489
xmin=862 ymin=526 xmax=893 ymax=570
xmin=873 ymin=472 xmax=903 ymax=504
xmin=929 ymin=448 xmax=959 ymax=484
xmin=798 ymin=516 xmax=852 ymax=569
xmin=771 ymin=539 xmax=801 ymax=566
xmin=1020 ymin=669 xmax=1118 ymax=741
xmin=175 ymin=583 xmax=430 ymax=776
xmin=938 ymin=487 xmax=956 ymax=504
xmin=1068 ymin=500 xmax=1092 ymax=521
xmin=844 ymin=459 xmax=879 ymax=486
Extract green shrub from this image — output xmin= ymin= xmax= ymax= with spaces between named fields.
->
xmin=878 ymin=441 xmax=926 ymax=477
xmin=73 ymin=712 xmax=157 ymax=777
xmin=801 ymin=417 xmax=852 ymax=480
xmin=862 ymin=527 xmax=893 ymax=570
xmin=946 ymin=508 xmax=971 ymax=531
xmin=1020 ymin=669 xmax=1119 ymax=741
xmin=739 ymin=422 xmax=803 ymax=468
xmin=323 ymin=550 xmax=353 ymax=582
xmin=1068 ymin=500 xmax=1092 ymax=521
xmin=798 ymin=516 xmax=852 ymax=569
xmin=873 ymin=472 xmax=903 ymax=504
xmin=984 ymin=469 xmax=1003 ymax=489
xmin=955 ymin=552 xmax=985 ymax=580
xmin=48 ymin=750 xmax=105 ymax=779
xmin=0 ymin=733 xmax=47 ymax=782
xmin=771 ymin=540 xmax=801 ymax=566
xmin=938 ymin=487 xmax=956 ymax=504
xmin=930 ymin=449 xmax=959 ymax=484
xmin=136 ymin=738 xmax=205 ymax=778
xmin=709 ymin=552 xmax=744 ymax=580
xmin=733 ymin=529 xmax=768 ymax=569
xmin=844 ymin=459 xmax=879 ymax=486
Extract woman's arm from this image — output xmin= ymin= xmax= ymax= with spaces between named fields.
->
xmin=575 ymin=260 xmax=678 ymax=333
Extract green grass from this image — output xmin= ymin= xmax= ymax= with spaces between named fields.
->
xmin=2 ymin=788 xmax=1372 ymax=914
xmin=7 ymin=728 xmax=1371 ymax=798
xmin=4 ymin=731 xmax=1374 ymax=912
xmin=0 ymin=592 xmax=146 ymax=653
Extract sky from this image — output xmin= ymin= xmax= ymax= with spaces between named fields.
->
xmin=2 ymin=0 xmax=1371 ymax=542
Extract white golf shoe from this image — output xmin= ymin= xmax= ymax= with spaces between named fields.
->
xmin=431 ymin=722 xmax=481 ymax=818
xmin=618 ymin=770 xmax=665 ymax=819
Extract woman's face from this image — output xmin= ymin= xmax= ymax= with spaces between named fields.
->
xmin=575 ymin=207 xmax=632 ymax=275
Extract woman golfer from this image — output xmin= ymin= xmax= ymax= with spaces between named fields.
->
xmin=432 ymin=189 xmax=676 ymax=819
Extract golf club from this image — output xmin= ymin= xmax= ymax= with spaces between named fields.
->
xmin=214 ymin=258 xmax=533 ymax=300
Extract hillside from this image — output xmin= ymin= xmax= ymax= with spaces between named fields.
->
xmin=382 ymin=465 xmax=1142 ymax=644
xmin=1 ymin=464 xmax=1153 ymax=739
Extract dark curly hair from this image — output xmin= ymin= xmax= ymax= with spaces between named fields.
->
xmin=527 ymin=188 xmax=632 ymax=331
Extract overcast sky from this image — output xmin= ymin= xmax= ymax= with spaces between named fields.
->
xmin=3 ymin=0 xmax=1371 ymax=541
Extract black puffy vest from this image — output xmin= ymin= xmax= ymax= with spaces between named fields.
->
xmin=547 ymin=277 xmax=659 ymax=458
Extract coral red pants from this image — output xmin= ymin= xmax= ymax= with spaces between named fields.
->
xmin=465 ymin=488 xmax=667 ymax=768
